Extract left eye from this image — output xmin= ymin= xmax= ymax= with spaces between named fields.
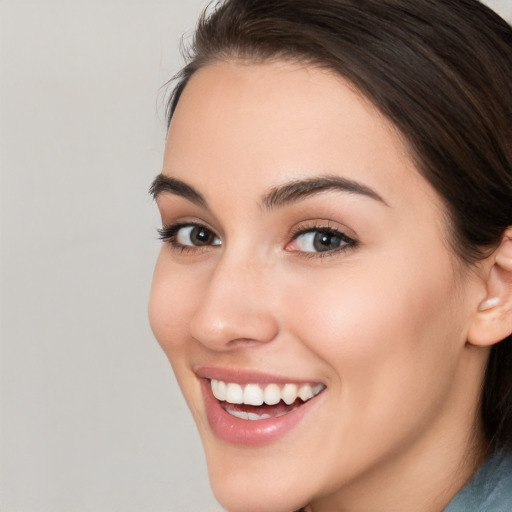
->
xmin=176 ymin=225 xmax=221 ymax=246
xmin=290 ymin=229 xmax=354 ymax=253
xmin=158 ymin=223 xmax=221 ymax=249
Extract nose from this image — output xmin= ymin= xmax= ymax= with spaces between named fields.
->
xmin=189 ymin=251 xmax=280 ymax=351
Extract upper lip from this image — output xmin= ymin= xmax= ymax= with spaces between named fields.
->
xmin=194 ymin=366 xmax=325 ymax=386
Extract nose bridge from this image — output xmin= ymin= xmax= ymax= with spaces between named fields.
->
xmin=189 ymin=246 xmax=279 ymax=349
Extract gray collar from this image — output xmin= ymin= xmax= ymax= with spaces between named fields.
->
xmin=443 ymin=450 xmax=512 ymax=512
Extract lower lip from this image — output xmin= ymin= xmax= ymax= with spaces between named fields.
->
xmin=201 ymin=379 xmax=322 ymax=446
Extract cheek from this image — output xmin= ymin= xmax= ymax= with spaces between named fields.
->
xmin=148 ymin=252 xmax=198 ymax=359
xmin=280 ymin=254 xmax=465 ymax=426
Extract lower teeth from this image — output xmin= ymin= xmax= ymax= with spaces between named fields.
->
xmin=228 ymin=410 xmax=272 ymax=421
xmin=223 ymin=400 xmax=302 ymax=421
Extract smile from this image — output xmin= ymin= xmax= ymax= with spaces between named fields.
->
xmin=211 ymin=379 xmax=325 ymax=420
xmin=199 ymin=370 xmax=326 ymax=445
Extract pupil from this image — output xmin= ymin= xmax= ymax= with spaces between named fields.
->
xmin=192 ymin=226 xmax=212 ymax=245
xmin=313 ymin=232 xmax=341 ymax=252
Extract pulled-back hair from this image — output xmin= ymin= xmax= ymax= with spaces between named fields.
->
xmin=166 ymin=0 xmax=512 ymax=452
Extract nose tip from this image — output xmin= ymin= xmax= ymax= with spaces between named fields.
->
xmin=190 ymin=309 xmax=279 ymax=349
xmin=189 ymin=259 xmax=280 ymax=350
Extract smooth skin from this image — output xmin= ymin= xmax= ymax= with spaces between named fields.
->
xmin=149 ymin=61 xmax=507 ymax=512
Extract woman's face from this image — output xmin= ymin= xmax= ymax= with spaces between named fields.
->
xmin=149 ymin=61 xmax=486 ymax=512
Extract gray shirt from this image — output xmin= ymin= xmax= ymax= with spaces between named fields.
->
xmin=443 ymin=450 xmax=512 ymax=512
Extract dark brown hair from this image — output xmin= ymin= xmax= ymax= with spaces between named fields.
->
xmin=166 ymin=0 xmax=512 ymax=452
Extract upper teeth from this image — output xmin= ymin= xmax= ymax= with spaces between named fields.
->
xmin=210 ymin=380 xmax=325 ymax=406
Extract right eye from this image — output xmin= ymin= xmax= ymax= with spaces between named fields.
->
xmin=158 ymin=223 xmax=222 ymax=250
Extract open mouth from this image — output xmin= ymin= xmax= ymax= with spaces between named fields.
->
xmin=210 ymin=379 xmax=325 ymax=421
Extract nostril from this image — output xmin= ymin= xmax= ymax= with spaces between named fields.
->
xmin=226 ymin=337 xmax=270 ymax=348
xmin=190 ymin=317 xmax=279 ymax=350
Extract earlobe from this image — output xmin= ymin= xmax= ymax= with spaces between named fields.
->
xmin=468 ymin=229 xmax=512 ymax=347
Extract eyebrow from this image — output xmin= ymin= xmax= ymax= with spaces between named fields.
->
xmin=263 ymin=175 xmax=388 ymax=209
xmin=149 ymin=174 xmax=207 ymax=207
xmin=149 ymin=173 xmax=387 ymax=210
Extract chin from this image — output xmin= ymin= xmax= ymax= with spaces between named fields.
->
xmin=206 ymin=457 xmax=309 ymax=512
xmin=195 ymin=421 xmax=331 ymax=512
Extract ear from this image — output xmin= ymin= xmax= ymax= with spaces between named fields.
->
xmin=468 ymin=228 xmax=512 ymax=347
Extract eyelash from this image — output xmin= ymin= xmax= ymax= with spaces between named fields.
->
xmin=157 ymin=222 xmax=357 ymax=257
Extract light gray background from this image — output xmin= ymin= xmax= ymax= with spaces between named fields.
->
xmin=1 ymin=1 xmax=511 ymax=511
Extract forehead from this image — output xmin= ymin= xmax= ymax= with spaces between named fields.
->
xmin=163 ymin=60 xmax=438 ymax=213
